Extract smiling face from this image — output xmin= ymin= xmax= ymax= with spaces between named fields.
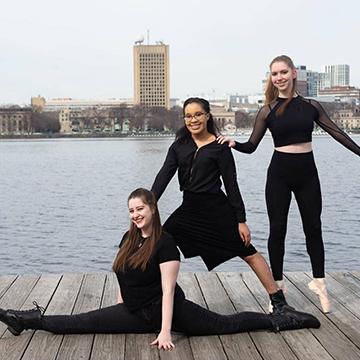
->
xmin=128 ymin=197 xmax=154 ymax=236
xmin=270 ymin=61 xmax=297 ymax=97
xmin=183 ymin=102 xmax=210 ymax=136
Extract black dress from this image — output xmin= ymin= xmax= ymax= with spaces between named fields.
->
xmin=151 ymin=138 xmax=257 ymax=271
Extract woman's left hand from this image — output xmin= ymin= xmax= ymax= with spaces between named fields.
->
xmin=150 ymin=331 xmax=175 ymax=351
xmin=238 ymin=223 xmax=251 ymax=246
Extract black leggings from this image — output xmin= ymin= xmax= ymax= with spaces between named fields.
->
xmin=41 ymin=299 xmax=273 ymax=335
xmin=266 ymin=150 xmax=325 ymax=281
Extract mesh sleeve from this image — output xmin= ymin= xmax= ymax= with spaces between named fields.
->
xmin=234 ymin=104 xmax=271 ymax=153
xmin=309 ymin=99 xmax=360 ymax=156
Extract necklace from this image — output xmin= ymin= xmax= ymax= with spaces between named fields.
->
xmin=138 ymin=236 xmax=149 ymax=248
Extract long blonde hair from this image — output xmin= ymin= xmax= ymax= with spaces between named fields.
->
xmin=265 ymin=55 xmax=297 ymax=116
xmin=112 ymin=188 xmax=162 ymax=272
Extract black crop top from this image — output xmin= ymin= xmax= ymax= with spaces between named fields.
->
xmin=234 ymin=96 xmax=360 ymax=156
xmin=151 ymin=138 xmax=246 ymax=222
xmin=115 ymin=231 xmax=185 ymax=312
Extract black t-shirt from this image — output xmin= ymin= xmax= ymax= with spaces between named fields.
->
xmin=151 ymin=138 xmax=246 ymax=222
xmin=115 ymin=231 xmax=185 ymax=312
xmin=234 ymin=96 xmax=360 ymax=156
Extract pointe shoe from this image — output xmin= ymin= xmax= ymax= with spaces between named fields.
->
xmin=269 ymin=280 xmax=288 ymax=313
xmin=270 ymin=306 xmax=321 ymax=332
xmin=308 ymin=278 xmax=331 ymax=313
xmin=0 ymin=301 xmax=43 ymax=336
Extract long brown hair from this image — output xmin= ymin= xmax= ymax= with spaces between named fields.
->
xmin=112 ymin=188 xmax=162 ymax=272
xmin=265 ymin=55 xmax=297 ymax=116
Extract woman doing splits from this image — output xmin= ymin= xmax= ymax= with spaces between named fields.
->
xmin=0 ymin=188 xmax=320 ymax=350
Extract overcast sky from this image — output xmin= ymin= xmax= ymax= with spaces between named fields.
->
xmin=1 ymin=0 xmax=359 ymax=105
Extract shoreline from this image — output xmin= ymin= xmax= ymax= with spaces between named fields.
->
xmin=1 ymin=131 xmax=359 ymax=140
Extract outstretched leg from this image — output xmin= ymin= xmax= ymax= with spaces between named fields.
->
xmin=0 ymin=303 xmax=155 ymax=335
xmin=172 ymin=299 xmax=320 ymax=335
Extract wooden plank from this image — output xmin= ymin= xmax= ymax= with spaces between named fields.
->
xmin=196 ymin=271 xmax=263 ymax=360
xmin=242 ymin=271 xmax=334 ymax=360
xmin=0 ymin=274 xmax=61 ymax=360
xmin=285 ymin=271 xmax=360 ymax=360
xmin=329 ymin=271 xmax=360 ymax=297
xmin=351 ymin=271 xmax=360 ymax=284
xmin=320 ymin=272 xmax=360 ymax=319
xmin=299 ymin=272 xmax=360 ymax=349
xmin=20 ymin=273 xmax=84 ymax=360
xmin=0 ymin=274 xmax=40 ymax=338
xmin=0 ymin=275 xmax=17 ymax=299
xmin=126 ymin=333 xmax=159 ymax=360
xmin=90 ymin=272 xmax=125 ymax=360
xmin=177 ymin=272 xmax=227 ymax=360
xmin=217 ymin=271 xmax=298 ymax=360
xmin=55 ymin=273 xmax=106 ymax=360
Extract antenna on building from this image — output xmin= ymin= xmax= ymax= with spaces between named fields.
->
xmin=147 ymin=29 xmax=150 ymax=45
xmin=134 ymin=36 xmax=144 ymax=45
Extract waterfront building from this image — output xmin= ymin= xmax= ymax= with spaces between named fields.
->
xmin=0 ymin=107 xmax=32 ymax=135
xmin=295 ymin=65 xmax=308 ymax=96
xmin=133 ymin=43 xmax=170 ymax=109
xmin=333 ymin=109 xmax=360 ymax=130
xmin=324 ymin=64 xmax=350 ymax=87
xmin=211 ymin=106 xmax=236 ymax=133
xmin=36 ymin=97 xmax=133 ymax=112
xmin=306 ymin=70 xmax=320 ymax=97
xmin=317 ymin=86 xmax=360 ymax=104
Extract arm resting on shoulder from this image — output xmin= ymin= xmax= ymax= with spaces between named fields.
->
xmin=234 ymin=105 xmax=270 ymax=154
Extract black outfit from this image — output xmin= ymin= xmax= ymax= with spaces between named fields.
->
xmin=38 ymin=232 xmax=274 ymax=335
xmin=233 ymin=96 xmax=360 ymax=280
xmin=115 ymin=232 xmax=185 ymax=313
xmin=151 ymin=138 xmax=257 ymax=271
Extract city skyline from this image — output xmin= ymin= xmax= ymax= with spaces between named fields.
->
xmin=1 ymin=0 xmax=360 ymax=105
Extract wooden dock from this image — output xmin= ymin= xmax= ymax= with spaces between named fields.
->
xmin=1 ymin=271 xmax=360 ymax=360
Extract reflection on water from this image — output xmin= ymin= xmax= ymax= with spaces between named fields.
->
xmin=0 ymin=136 xmax=359 ymax=274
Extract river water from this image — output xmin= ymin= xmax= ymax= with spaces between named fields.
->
xmin=0 ymin=136 xmax=359 ymax=274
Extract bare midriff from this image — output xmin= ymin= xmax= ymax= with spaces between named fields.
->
xmin=274 ymin=142 xmax=312 ymax=153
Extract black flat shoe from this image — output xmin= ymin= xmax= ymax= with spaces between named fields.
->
xmin=270 ymin=307 xmax=321 ymax=332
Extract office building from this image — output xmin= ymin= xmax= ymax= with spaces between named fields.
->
xmin=133 ymin=43 xmax=170 ymax=109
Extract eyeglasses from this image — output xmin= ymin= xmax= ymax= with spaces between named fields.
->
xmin=184 ymin=112 xmax=206 ymax=122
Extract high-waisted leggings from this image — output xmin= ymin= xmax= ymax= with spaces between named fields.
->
xmin=40 ymin=298 xmax=273 ymax=335
xmin=266 ymin=150 xmax=325 ymax=281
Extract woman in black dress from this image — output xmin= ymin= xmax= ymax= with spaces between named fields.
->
xmin=151 ymin=97 xmax=290 ymax=312
xmin=0 ymin=188 xmax=320 ymax=350
xmin=218 ymin=55 xmax=360 ymax=313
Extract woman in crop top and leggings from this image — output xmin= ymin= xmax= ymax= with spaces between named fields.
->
xmin=219 ymin=55 xmax=360 ymax=313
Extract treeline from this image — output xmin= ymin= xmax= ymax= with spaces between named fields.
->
xmin=31 ymin=105 xmax=185 ymax=133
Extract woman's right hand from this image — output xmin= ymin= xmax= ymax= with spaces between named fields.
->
xmin=217 ymin=135 xmax=236 ymax=148
xmin=150 ymin=331 xmax=175 ymax=351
